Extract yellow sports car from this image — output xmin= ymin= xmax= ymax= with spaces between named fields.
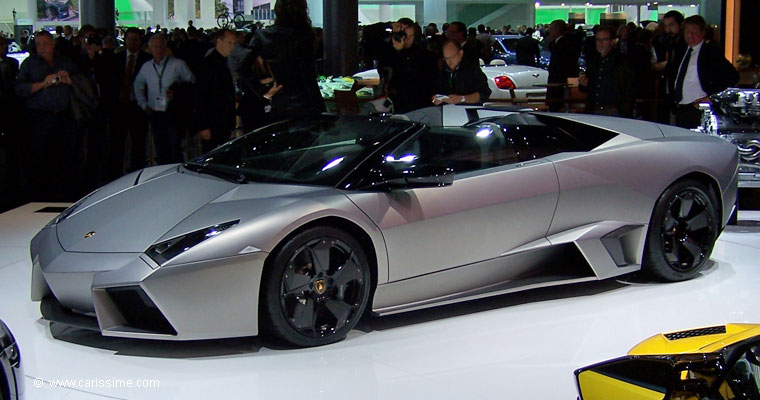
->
xmin=575 ymin=324 xmax=760 ymax=400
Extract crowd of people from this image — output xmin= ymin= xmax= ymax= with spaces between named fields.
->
xmin=539 ymin=12 xmax=738 ymax=123
xmin=0 ymin=3 xmax=741 ymax=210
xmin=0 ymin=0 xmax=324 ymax=207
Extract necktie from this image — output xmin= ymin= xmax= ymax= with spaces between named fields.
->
xmin=120 ymin=53 xmax=136 ymax=102
xmin=674 ymin=47 xmax=692 ymax=104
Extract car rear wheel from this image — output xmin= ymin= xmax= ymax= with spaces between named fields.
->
xmin=643 ymin=179 xmax=719 ymax=281
xmin=260 ymin=226 xmax=371 ymax=347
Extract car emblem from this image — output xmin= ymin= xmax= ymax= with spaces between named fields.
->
xmin=532 ymin=73 xmax=540 ymax=78
xmin=83 ymin=231 xmax=96 ymax=239
xmin=314 ymin=279 xmax=327 ymax=295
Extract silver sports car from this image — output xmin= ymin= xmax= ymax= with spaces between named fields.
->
xmin=31 ymin=105 xmax=739 ymax=347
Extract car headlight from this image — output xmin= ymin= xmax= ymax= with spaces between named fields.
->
xmin=145 ymin=220 xmax=239 ymax=265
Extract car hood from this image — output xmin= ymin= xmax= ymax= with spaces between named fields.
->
xmin=55 ymin=168 xmax=325 ymax=253
xmin=56 ymin=168 xmax=237 ymax=253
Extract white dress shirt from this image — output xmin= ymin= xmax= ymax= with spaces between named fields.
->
xmin=677 ymin=41 xmax=708 ymax=105
xmin=133 ymin=56 xmax=195 ymax=111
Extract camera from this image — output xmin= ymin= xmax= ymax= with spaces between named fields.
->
xmin=52 ymin=76 xmax=60 ymax=84
xmin=391 ymin=31 xmax=406 ymax=42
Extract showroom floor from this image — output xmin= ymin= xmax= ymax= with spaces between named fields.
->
xmin=1 ymin=203 xmax=759 ymax=400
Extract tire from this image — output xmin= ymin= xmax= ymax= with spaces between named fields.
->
xmin=233 ymin=12 xmax=246 ymax=29
xmin=216 ymin=14 xmax=230 ymax=29
xmin=260 ymin=226 xmax=371 ymax=347
xmin=643 ymin=179 xmax=720 ymax=282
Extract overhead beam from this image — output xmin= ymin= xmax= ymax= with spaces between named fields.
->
xmin=469 ymin=4 xmax=521 ymax=28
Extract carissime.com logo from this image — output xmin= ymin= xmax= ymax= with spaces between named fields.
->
xmin=33 ymin=377 xmax=160 ymax=389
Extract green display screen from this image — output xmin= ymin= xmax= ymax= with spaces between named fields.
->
xmin=535 ymin=7 xmax=608 ymax=25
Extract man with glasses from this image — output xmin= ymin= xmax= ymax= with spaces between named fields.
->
xmin=579 ymin=26 xmax=635 ymax=117
xmin=432 ymin=40 xmax=491 ymax=106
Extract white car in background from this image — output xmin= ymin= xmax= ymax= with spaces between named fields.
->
xmin=353 ymin=64 xmax=548 ymax=102
xmin=7 ymin=42 xmax=29 ymax=65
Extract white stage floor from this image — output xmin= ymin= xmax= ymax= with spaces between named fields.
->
xmin=1 ymin=203 xmax=759 ymax=399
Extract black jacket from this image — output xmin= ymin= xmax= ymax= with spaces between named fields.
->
xmin=434 ymin=63 xmax=491 ymax=104
xmin=379 ymin=43 xmax=437 ymax=114
xmin=515 ymin=35 xmax=541 ymax=67
xmin=251 ymin=25 xmax=325 ymax=119
xmin=361 ymin=22 xmax=397 ymax=66
xmin=237 ymin=50 xmax=274 ymax=131
xmin=111 ymin=49 xmax=151 ymax=105
xmin=666 ymin=41 xmax=739 ymax=102
xmin=195 ymin=49 xmax=235 ymax=133
xmin=548 ymin=35 xmax=580 ymax=84
xmin=581 ymin=50 xmax=636 ymax=117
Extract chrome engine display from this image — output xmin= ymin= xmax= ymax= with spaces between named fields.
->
xmin=699 ymin=88 xmax=760 ymax=188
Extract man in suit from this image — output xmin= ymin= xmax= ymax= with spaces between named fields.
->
xmin=109 ymin=27 xmax=151 ymax=179
xmin=516 ymin=27 xmax=541 ymax=67
xmin=668 ymin=15 xmax=738 ymax=129
xmin=195 ymin=29 xmax=237 ymax=153
xmin=546 ymin=19 xmax=580 ymax=112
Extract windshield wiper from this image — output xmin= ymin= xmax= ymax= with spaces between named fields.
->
xmin=183 ymin=162 xmax=249 ymax=184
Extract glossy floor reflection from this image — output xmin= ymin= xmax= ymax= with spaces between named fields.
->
xmin=1 ymin=203 xmax=759 ymax=400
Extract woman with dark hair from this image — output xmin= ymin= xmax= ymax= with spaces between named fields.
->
xmin=249 ymin=0 xmax=325 ymax=120
xmin=237 ymin=47 xmax=282 ymax=132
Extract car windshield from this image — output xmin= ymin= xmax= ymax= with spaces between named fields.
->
xmin=188 ymin=115 xmax=414 ymax=186
xmin=499 ymin=38 xmax=518 ymax=52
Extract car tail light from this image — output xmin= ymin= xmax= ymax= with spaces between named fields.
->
xmin=494 ymin=75 xmax=516 ymax=90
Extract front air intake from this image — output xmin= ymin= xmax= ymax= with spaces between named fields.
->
xmin=105 ymin=286 xmax=177 ymax=335
xmin=664 ymin=325 xmax=726 ymax=341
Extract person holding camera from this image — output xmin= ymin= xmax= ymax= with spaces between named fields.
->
xmin=363 ymin=19 xmax=436 ymax=113
xmin=15 ymin=30 xmax=78 ymax=201
xmin=381 ymin=24 xmax=437 ymax=113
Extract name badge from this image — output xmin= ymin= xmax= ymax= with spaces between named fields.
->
xmin=155 ymin=95 xmax=168 ymax=112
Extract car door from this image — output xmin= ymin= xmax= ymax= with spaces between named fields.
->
xmin=344 ymin=122 xmax=560 ymax=282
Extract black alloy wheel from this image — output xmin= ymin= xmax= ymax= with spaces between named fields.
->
xmin=644 ymin=179 xmax=719 ymax=282
xmin=261 ymin=226 xmax=371 ymax=347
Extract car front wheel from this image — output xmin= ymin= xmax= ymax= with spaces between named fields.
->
xmin=260 ymin=226 xmax=371 ymax=347
xmin=643 ymin=179 xmax=719 ymax=282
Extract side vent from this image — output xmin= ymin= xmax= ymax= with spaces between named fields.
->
xmin=664 ymin=325 xmax=727 ymax=341
xmin=600 ymin=225 xmax=646 ymax=267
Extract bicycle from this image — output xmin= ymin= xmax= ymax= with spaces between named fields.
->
xmin=216 ymin=10 xmax=248 ymax=29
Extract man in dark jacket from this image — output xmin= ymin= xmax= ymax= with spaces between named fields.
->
xmin=667 ymin=15 xmax=738 ymax=128
xmin=579 ymin=26 xmax=635 ymax=117
xmin=432 ymin=40 xmax=491 ymax=106
xmin=15 ymin=30 xmax=77 ymax=201
xmin=196 ymin=29 xmax=237 ymax=153
xmin=379 ymin=24 xmax=437 ymax=114
xmin=515 ymin=28 xmax=541 ymax=67
xmin=546 ymin=19 xmax=580 ymax=111
xmin=110 ymin=27 xmax=151 ymax=178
